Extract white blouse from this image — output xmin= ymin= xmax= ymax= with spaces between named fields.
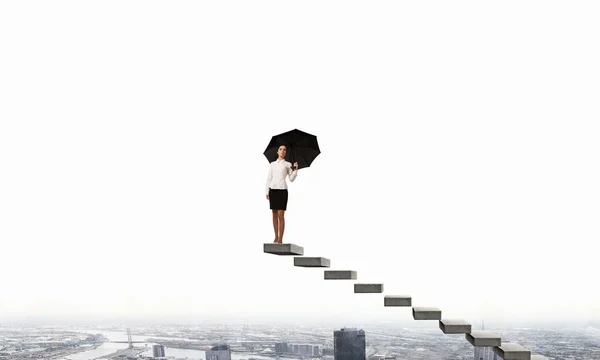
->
xmin=266 ymin=159 xmax=298 ymax=195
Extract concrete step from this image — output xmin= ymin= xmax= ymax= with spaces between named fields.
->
xmin=264 ymin=243 xmax=304 ymax=256
xmin=293 ymin=257 xmax=330 ymax=268
xmin=492 ymin=343 xmax=531 ymax=360
xmin=439 ymin=319 xmax=471 ymax=334
xmin=354 ymin=283 xmax=383 ymax=293
xmin=466 ymin=331 xmax=501 ymax=347
xmin=531 ymin=356 xmax=548 ymax=360
xmin=412 ymin=307 xmax=442 ymax=320
xmin=384 ymin=295 xmax=411 ymax=307
xmin=324 ymin=270 xmax=357 ymax=280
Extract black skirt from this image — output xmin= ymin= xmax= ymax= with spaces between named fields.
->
xmin=269 ymin=188 xmax=288 ymax=210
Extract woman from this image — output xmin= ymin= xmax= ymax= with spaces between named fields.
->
xmin=266 ymin=144 xmax=299 ymax=243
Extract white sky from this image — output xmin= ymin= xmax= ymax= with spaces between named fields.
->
xmin=1 ymin=1 xmax=599 ymax=327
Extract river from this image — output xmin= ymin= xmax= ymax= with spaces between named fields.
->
xmin=65 ymin=329 xmax=295 ymax=360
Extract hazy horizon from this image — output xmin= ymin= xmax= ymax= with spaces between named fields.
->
xmin=1 ymin=313 xmax=599 ymax=330
xmin=1 ymin=1 xmax=599 ymax=328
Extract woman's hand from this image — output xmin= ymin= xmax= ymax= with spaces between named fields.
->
xmin=266 ymin=194 xmax=269 ymax=200
xmin=293 ymin=162 xmax=298 ymax=169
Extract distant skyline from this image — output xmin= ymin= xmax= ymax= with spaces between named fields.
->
xmin=0 ymin=313 xmax=598 ymax=331
xmin=1 ymin=1 xmax=599 ymax=326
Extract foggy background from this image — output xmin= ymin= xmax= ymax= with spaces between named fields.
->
xmin=1 ymin=1 xmax=599 ymax=327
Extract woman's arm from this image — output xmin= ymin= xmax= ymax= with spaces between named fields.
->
xmin=266 ymin=165 xmax=273 ymax=196
xmin=288 ymin=162 xmax=298 ymax=182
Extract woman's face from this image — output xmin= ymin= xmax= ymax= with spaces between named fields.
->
xmin=278 ymin=146 xmax=287 ymax=159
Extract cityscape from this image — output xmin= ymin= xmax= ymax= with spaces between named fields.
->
xmin=1 ymin=320 xmax=599 ymax=360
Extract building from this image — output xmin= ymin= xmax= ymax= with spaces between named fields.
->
xmin=323 ymin=348 xmax=334 ymax=356
xmin=275 ymin=342 xmax=321 ymax=356
xmin=294 ymin=344 xmax=320 ymax=356
xmin=206 ymin=344 xmax=231 ymax=360
xmin=334 ymin=328 xmax=366 ymax=360
xmin=275 ymin=342 xmax=288 ymax=354
xmin=152 ymin=344 xmax=165 ymax=358
xmin=474 ymin=346 xmax=500 ymax=360
xmin=276 ymin=342 xmax=321 ymax=356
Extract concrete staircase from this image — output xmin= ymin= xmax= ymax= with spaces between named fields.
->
xmin=263 ymin=243 xmax=547 ymax=360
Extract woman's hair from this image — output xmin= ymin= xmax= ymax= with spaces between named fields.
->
xmin=276 ymin=144 xmax=288 ymax=161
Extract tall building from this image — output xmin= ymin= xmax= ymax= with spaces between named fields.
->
xmin=152 ymin=344 xmax=166 ymax=358
xmin=334 ymin=328 xmax=366 ymax=360
xmin=275 ymin=342 xmax=288 ymax=354
xmin=474 ymin=346 xmax=498 ymax=360
xmin=206 ymin=344 xmax=231 ymax=360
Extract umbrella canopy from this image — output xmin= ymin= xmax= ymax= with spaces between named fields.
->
xmin=263 ymin=128 xmax=320 ymax=169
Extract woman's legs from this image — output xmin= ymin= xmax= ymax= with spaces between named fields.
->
xmin=272 ymin=210 xmax=278 ymax=242
xmin=277 ymin=210 xmax=285 ymax=243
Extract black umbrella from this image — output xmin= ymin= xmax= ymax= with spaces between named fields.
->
xmin=263 ymin=129 xmax=321 ymax=170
